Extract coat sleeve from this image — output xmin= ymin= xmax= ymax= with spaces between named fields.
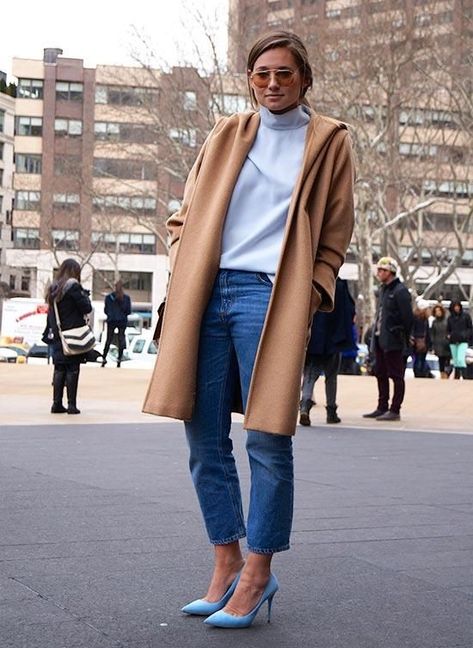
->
xmin=70 ymin=283 xmax=93 ymax=316
xmin=166 ymin=119 xmax=226 ymax=273
xmin=312 ymin=129 xmax=356 ymax=311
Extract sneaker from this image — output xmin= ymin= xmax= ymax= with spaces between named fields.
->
xmin=363 ymin=409 xmax=388 ymax=419
xmin=376 ymin=410 xmax=400 ymax=421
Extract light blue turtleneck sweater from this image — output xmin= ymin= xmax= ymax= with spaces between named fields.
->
xmin=220 ymin=105 xmax=310 ymax=275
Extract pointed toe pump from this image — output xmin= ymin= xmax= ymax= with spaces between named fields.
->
xmin=181 ymin=574 xmax=240 ymax=616
xmin=204 ymin=573 xmax=279 ymax=628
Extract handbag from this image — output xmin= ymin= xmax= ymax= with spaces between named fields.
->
xmin=413 ymin=336 xmax=427 ymax=353
xmin=152 ymin=298 xmax=166 ymax=343
xmin=53 ymin=300 xmax=96 ymax=356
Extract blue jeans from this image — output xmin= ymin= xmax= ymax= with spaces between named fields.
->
xmin=184 ymin=270 xmax=294 ymax=554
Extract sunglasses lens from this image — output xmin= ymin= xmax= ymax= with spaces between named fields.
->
xmin=251 ymin=69 xmax=296 ymax=88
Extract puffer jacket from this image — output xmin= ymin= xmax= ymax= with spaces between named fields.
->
xmin=447 ymin=302 xmax=473 ymax=344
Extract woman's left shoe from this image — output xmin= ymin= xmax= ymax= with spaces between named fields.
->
xmin=203 ymin=573 xmax=279 ymax=628
xmin=181 ymin=574 xmax=240 ymax=616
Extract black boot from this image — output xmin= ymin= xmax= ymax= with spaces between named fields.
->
xmin=299 ymin=399 xmax=314 ymax=426
xmin=326 ymin=405 xmax=341 ymax=424
xmin=51 ymin=367 xmax=67 ymax=413
xmin=454 ymin=367 xmax=461 ymax=379
xmin=66 ymin=367 xmax=81 ymax=414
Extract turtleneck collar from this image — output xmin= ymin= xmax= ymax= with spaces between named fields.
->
xmin=259 ymin=104 xmax=311 ymax=130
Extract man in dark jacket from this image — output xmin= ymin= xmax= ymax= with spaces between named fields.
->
xmin=300 ymin=278 xmax=356 ymax=425
xmin=101 ymin=280 xmax=131 ymax=367
xmin=363 ymin=257 xmax=414 ymax=421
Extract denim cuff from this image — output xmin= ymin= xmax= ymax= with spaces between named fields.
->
xmin=247 ymin=543 xmax=290 ymax=554
xmin=210 ymin=531 xmax=246 ymax=546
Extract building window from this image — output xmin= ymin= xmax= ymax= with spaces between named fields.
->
xmin=168 ymin=127 xmax=197 ymax=148
xmin=211 ymin=93 xmax=249 ymax=114
xmin=93 ymin=158 xmax=156 ymax=180
xmin=53 ymin=193 xmax=80 ymax=209
xmin=56 ymin=81 xmax=83 ymax=101
xmin=0 ymin=169 xmax=3 ymax=186
xmin=54 ymin=118 xmax=82 ymax=136
xmin=94 ymin=121 xmax=157 ymax=144
xmin=54 ymin=155 xmax=80 ymax=176
xmin=15 ymin=190 xmax=41 ymax=210
xmin=17 ymin=79 xmax=44 ymax=99
xmin=51 ymin=229 xmax=79 ymax=250
xmin=15 ymin=154 xmax=42 ymax=174
xmin=9 ymin=275 xmax=16 ymax=290
xmin=94 ymin=85 xmax=159 ymax=106
xmin=13 ymin=228 xmax=40 ymax=249
xmin=91 ymin=231 xmax=156 ymax=254
xmin=182 ymin=91 xmax=197 ymax=111
xmin=16 ymin=116 xmax=43 ymax=136
xmin=0 ymin=109 xmax=4 ymax=133
xmin=399 ymin=143 xmax=438 ymax=157
xmin=21 ymin=274 xmax=30 ymax=292
xmin=0 ymin=142 xmax=3 ymax=159
xmin=92 ymin=195 xmax=157 ymax=214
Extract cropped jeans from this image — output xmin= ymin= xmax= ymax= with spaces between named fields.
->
xmin=184 ymin=270 xmax=294 ymax=554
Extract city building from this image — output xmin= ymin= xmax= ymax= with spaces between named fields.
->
xmin=7 ymin=49 xmax=215 ymax=323
xmin=228 ymin=0 xmax=473 ymax=311
xmin=0 ymin=78 xmax=16 ymax=296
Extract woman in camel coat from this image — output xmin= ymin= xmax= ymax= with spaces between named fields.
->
xmin=143 ymin=31 xmax=355 ymax=627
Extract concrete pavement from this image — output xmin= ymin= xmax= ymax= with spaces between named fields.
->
xmin=1 ymin=362 xmax=472 ymax=433
xmin=1 ymin=363 xmax=473 ymax=647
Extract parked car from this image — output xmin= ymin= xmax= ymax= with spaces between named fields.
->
xmin=0 ymin=347 xmax=18 ymax=363
xmin=26 ymin=343 xmax=50 ymax=360
xmin=0 ymin=345 xmax=28 ymax=363
xmin=124 ymin=331 xmax=157 ymax=368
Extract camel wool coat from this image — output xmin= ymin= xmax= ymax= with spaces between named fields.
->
xmin=143 ymin=109 xmax=355 ymax=435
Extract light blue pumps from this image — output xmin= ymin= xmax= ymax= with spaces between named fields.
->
xmin=181 ymin=574 xmax=240 ymax=616
xmin=203 ymin=573 xmax=279 ymax=628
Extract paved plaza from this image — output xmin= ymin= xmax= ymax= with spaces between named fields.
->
xmin=1 ymin=364 xmax=472 ymax=647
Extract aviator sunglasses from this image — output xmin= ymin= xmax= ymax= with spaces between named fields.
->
xmin=249 ymin=67 xmax=299 ymax=88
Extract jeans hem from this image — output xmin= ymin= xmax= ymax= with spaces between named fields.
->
xmin=211 ymin=531 xmax=247 ymax=546
xmin=247 ymin=543 xmax=290 ymax=555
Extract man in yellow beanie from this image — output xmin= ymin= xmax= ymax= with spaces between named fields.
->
xmin=363 ymin=257 xmax=414 ymax=421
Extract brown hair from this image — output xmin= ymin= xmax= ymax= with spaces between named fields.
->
xmin=48 ymin=258 xmax=81 ymax=304
xmin=246 ymin=31 xmax=313 ymax=109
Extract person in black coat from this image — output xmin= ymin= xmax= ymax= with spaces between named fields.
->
xmin=43 ymin=258 xmax=92 ymax=414
xmin=101 ymin=280 xmax=131 ymax=368
xmin=447 ymin=300 xmax=473 ymax=379
xmin=299 ymin=278 xmax=356 ymax=425
xmin=363 ymin=257 xmax=414 ymax=421
xmin=410 ymin=306 xmax=432 ymax=378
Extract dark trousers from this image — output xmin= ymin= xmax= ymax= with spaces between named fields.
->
xmin=375 ymin=341 xmax=406 ymax=414
xmin=103 ymin=323 xmax=126 ymax=361
xmin=301 ymin=352 xmax=341 ymax=408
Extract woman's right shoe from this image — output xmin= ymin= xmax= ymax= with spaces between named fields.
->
xmin=203 ymin=573 xmax=279 ymax=628
xmin=181 ymin=574 xmax=240 ymax=616
xmin=67 ymin=406 xmax=81 ymax=415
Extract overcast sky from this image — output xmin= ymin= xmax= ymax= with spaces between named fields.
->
xmin=1 ymin=0 xmax=228 ymax=80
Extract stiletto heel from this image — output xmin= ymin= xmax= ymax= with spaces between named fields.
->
xmin=181 ymin=573 xmax=240 ymax=616
xmin=204 ymin=573 xmax=279 ymax=628
xmin=267 ymin=592 xmax=275 ymax=623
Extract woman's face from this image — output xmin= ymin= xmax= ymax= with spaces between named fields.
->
xmin=249 ymin=47 xmax=307 ymax=114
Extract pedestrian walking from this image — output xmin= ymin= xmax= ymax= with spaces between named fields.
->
xmin=101 ymin=280 xmax=131 ymax=368
xmin=44 ymin=258 xmax=92 ymax=414
xmin=447 ymin=300 xmax=473 ymax=379
xmin=143 ymin=30 xmax=355 ymax=627
xmin=299 ymin=278 xmax=356 ymax=425
xmin=430 ymin=303 xmax=451 ymax=378
xmin=363 ymin=257 xmax=414 ymax=421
